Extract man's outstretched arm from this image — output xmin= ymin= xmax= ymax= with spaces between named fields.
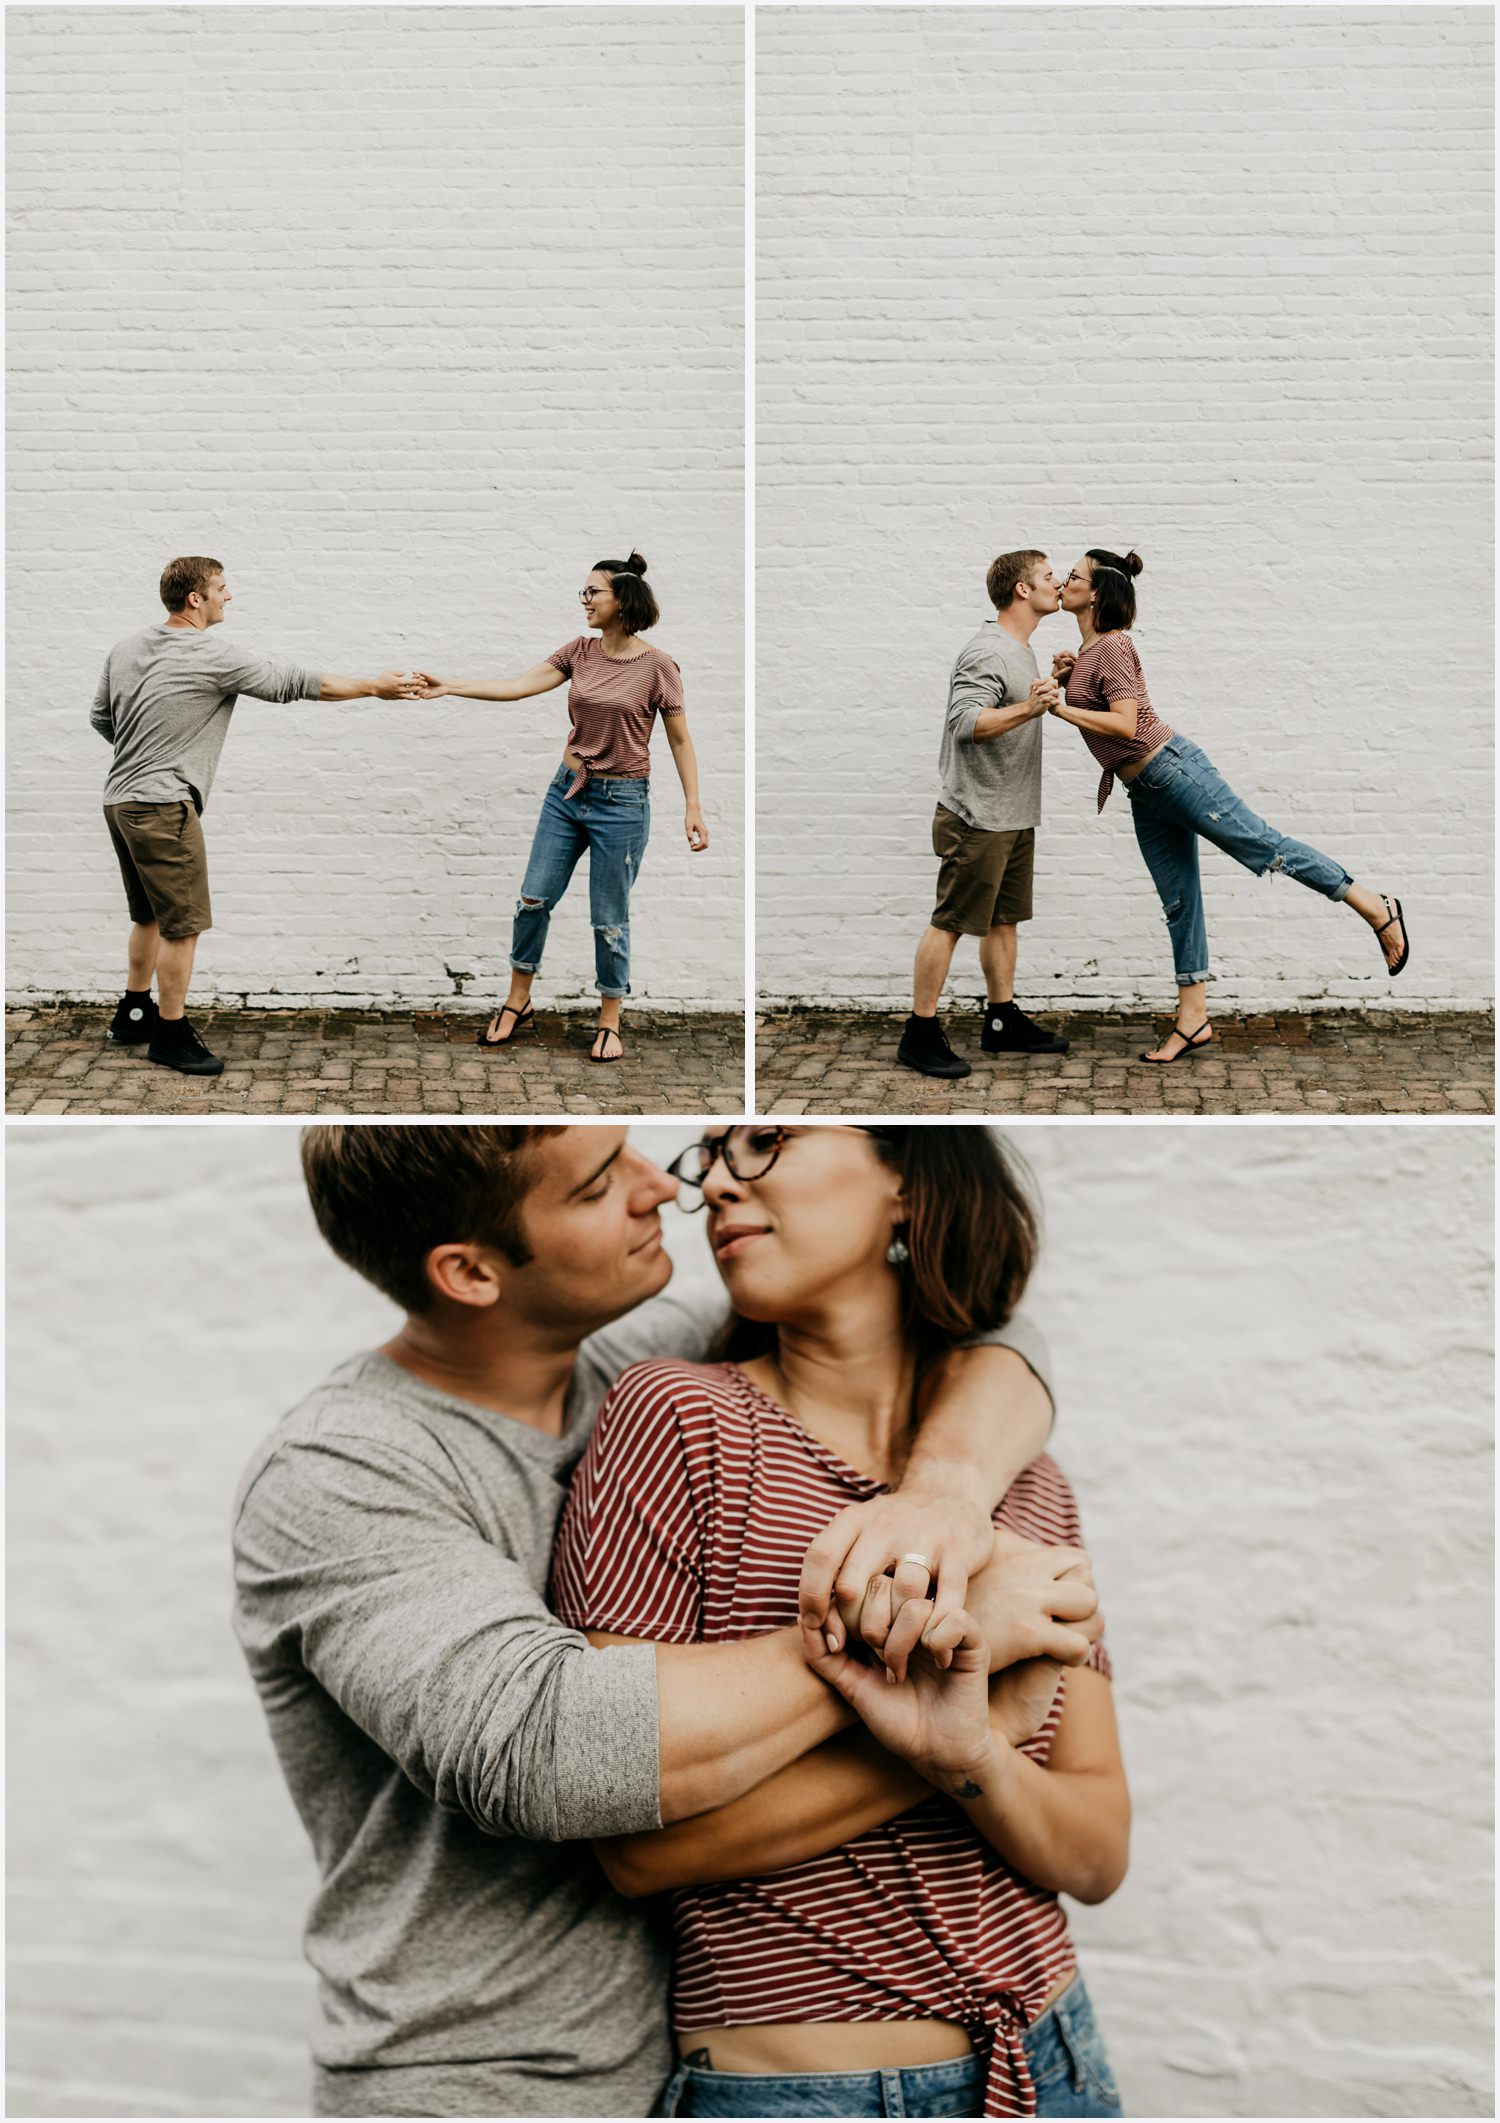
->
xmin=317 ymin=672 xmax=418 ymax=700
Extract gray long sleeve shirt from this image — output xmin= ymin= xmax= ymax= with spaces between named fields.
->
xmin=232 ymin=1289 xmax=1054 ymax=2118
xmin=936 ymin=621 xmax=1045 ymax=832
xmin=92 ymin=623 xmax=322 ymax=811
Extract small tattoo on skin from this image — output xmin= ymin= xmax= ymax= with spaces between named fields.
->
xmin=953 ymin=1778 xmax=983 ymax=1799
xmin=684 ymin=2048 xmax=713 ymax=2069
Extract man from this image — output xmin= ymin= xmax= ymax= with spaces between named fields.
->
xmin=897 ymin=550 xmax=1072 ymax=1079
xmin=233 ymin=1125 xmax=1098 ymax=2117
xmin=91 ymin=556 xmax=415 ymax=1077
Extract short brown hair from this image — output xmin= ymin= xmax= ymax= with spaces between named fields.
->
xmin=160 ymin=556 xmax=224 ymax=613
xmin=301 ymin=1124 xmax=562 ymax=1316
xmin=726 ymin=1126 xmax=1039 ymax=1378
xmin=985 ymin=549 xmax=1046 ymax=612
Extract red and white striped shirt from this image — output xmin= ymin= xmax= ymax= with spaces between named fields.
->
xmin=1064 ymin=631 xmax=1174 ymax=812
xmin=550 ymin=1360 xmax=1112 ymax=2119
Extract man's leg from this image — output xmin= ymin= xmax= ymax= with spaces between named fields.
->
xmin=156 ymin=933 xmax=200 ymax=1020
xmin=126 ymin=920 xmax=160 ymax=993
xmin=912 ymin=923 xmax=961 ymax=1016
xmin=977 ymin=832 xmax=1067 ymax=1056
xmin=977 ymin=921 xmax=1017 ymax=1004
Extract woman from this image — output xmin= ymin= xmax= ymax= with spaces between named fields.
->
xmin=1049 ymin=551 xmax=1407 ymax=1064
xmin=414 ymin=553 xmax=708 ymax=1063
xmin=551 ymin=1125 xmax=1129 ymax=2120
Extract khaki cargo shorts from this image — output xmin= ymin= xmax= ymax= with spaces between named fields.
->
xmin=930 ymin=808 xmax=1035 ymax=934
xmin=104 ymin=801 xmax=213 ymax=939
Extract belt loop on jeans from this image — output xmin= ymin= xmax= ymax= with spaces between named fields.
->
xmin=878 ymin=2067 xmax=906 ymax=2117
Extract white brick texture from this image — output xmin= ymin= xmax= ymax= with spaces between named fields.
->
xmin=7 ymin=6 xmax=744 ymax=1011
xmin=756 ymin=7 xmax=1493 ymax=1012
xmin=6 ymin=1122 xmax=1492 ymax=2117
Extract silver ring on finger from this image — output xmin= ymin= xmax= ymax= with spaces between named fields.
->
xmin=898 ymin=1553 xmax=934 ymax=1574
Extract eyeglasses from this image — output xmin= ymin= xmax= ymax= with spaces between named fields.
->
xmin=1063 ymin=571 xmax=1090 ymax=587
xmin=666 ymin=1126 xmax=894 ymax=1212
xmin=579 ymin=587 xmax=606 ymax=603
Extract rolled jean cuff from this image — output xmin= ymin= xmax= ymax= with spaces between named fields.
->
xmin=1175 ymin=967 xmax=1212 ymax=985
xmin=509 ymin=955 xmax=542 ymax=974
xmin=1329 ymin=876 xmax=1353 ymax=903
xmin=596 ymin=984 xmax=630 ymax=1000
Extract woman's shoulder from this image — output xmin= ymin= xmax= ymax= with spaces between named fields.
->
xmin=996 ymin=1450 xmax=1086 ymax=1543
xmin=598 ymin=1357 xmax=739 ymax=1433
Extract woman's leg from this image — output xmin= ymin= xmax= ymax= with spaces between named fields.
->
xmin=1129 ymin=791 xmax=1212 ymax=1061
xmin=1164 ymin=745 xmax=1406 ymax=968
xmin=587 ymin=789 xmax=650 ymax=1057
xmin=495 ymin=777 xmax=587 ymax=1040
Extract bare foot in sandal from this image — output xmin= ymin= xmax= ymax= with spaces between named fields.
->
xmin=590 ymin=1024 xmax=623 ymax=1064
xmin=478 ymin=1001 xmax=535 ymax=1049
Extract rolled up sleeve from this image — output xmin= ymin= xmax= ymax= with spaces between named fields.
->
xmin=945 ymin=650 xmax=1004 ymax=743
xmin=233 ymin=1431 xmax=662 ymax=1845
xmin=220 ymin=649 xmax=324 ymax=703
xmin=90 ymin=660 xmax=115 ymax=741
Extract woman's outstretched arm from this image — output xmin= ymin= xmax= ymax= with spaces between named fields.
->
xmin=411 ymin=661 xmax=570 ymax=702
xmin=1050 ymin=692 xmax=1140 ymax=741
xmin=662 ymin=712 xmax=709 ymax=850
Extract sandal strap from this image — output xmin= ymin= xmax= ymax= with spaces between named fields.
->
xmin=1171 ymin=1022 xmax=1212 ymax=1047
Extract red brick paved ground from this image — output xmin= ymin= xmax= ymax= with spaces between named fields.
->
xmin=6 ymin=1005 xmax=746 ymax=1117
xmin=755 ymin=1009 xmax=1495 ymax=1116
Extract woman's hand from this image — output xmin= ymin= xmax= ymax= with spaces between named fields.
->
xmin=1051 ymin=650 xmax=1077 ymax=682
xmin=409 ymin=670 xmax=447 ymax=699
xmin=802 ymin=1603 xmax=994 ymax=1790
xmin=684 ymin=804 xmax=709 ymax=851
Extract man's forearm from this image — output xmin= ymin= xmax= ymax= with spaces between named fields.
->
xmin=907 ymin=1345 xmax=1053 ymax=1500
xmin=653 ymin=1627 xmax=853 ymax=1822
xmin=969 ymin=701 xmax=1039 ymax=741
xmin=598 ymin=1724 xmax=925 ymax=1896
xmin=318 ymin=674 xmax=383 ymax=701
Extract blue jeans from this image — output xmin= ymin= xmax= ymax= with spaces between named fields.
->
xmin=510 ymin=764 xmax=651 ymax=999
xmin=656 ymin=1976 xmax=1123 ymax=2118
xmin=1125 ymin=735 xmax=1352 ymax=985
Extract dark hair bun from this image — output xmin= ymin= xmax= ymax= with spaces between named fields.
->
xmin=1124 ymin=551 xmax=1144 ymax=578
xmin=622 ymin=550 xmax=648 ymax=576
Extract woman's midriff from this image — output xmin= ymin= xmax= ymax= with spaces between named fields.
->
xmin=1117 ymin=736 xmax=1171 ymax=783
xmin=678 ymin=1973 xmax=1075 ymax=2072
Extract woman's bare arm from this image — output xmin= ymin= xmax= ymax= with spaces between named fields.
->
xmin=1049 ymin=693 xmax=1140 ymax=741
xmin=412 ymin=660 xmax=569 ymax=702
xmin=946 ymin=1665 xmax=1130 ymax=1904
xmin=662 ymin=712 xmax=708 ymax=850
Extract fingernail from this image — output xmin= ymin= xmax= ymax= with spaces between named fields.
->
xmin=826 ymin=1624 xmax=842 ymax=1651
xmin=884 ymin=1665 xmax=896 ymax=1685
xmin=824 ymin=1629 xmax=839 ymax=1655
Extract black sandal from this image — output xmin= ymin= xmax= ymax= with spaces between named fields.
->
xmin=589 ymin=1024 xmax=623 ymax=1065
xmin=1139 ymin=1021 xmax=1214 ymax=1065
xmin=1374 ymin=895 xmax=1409 ymax=978
xmin=477 ymin=1002 xmax=535 ymax=1049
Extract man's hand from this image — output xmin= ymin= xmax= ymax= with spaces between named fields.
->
xmin=685 ymin=804 xmax=709 ymax=851
xmin=1027 ymin=677 xmax=1059 ymax=718
xmin=798 ymin=1490 xmax=998 ymax=1665
xmin=1051 ymin=651 xmax=1077 ymax=683
xmin=964 ymin=1528 xmax=1102 ymax=1671
xmin=372 ymin=670 xmax=426 ymax=700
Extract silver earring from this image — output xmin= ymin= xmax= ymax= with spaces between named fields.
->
xmin=886 ymin=1233 xmax=910 ymax=1266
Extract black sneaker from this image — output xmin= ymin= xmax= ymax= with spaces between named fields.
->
xmin=980 ymin=1001 xmax=1069 ymax=1056
xmin=148 ymin=1015 xmax=225 ymax=1077
xmin=896 ymin=1013 xmax=972 ymax=1079
xmin=106 ymin=992 xmax=159 ymax=1046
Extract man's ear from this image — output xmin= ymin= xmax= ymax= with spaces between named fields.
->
xmin=422 ymin=1241 xmax=505 ymax=1311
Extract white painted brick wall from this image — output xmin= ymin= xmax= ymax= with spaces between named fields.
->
xmin=6 ymin=6 xmax=744 ymax=1012
xmin=6 ymin=1122 xmax=1491 ymax=2117
xmin=756 ymin=7 xmax=1493 ymax=1012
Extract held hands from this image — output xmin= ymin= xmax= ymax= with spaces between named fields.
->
xmin=1051 ymin=650 xmax=1077 ymax=683
xmin=963 ymin=1528 xmax=1103 ymax=1670
xmin=405 ymin=670 xmax=448 ymax=699
xmin=798 ymin=1491 xmax=999 ymax=1670
xmin=373 ymin=671 xmax=430 ymax=700
xmin=1028 ymin=677 xmax=1060 ymax=719
xmin=684 ymin=805 xmax=709 ymax=851
xmin=801 ymin=1603 xmax=995 ymax=1789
